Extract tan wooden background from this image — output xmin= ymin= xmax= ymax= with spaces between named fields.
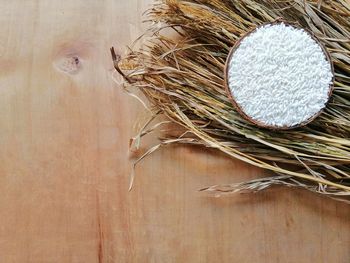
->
xmin=0 ymin=1 xmax=349 ymax=262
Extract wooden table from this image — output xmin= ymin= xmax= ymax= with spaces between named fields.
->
xmin=0 ymin=1 xmax=349 ymax=262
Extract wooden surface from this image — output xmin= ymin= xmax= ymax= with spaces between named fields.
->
xmin=0 ymin=1 xmax=349 ymax=262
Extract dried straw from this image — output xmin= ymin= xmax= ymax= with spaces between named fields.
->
xmin=112 ymin=0 xmax=350 ymax=203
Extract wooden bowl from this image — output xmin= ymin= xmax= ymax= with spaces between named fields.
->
xmin=224 ymin=21 xmax=334 ymax=130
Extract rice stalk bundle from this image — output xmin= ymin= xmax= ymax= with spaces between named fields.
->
xmin=112 ymin=0 xmax=350 ymax=203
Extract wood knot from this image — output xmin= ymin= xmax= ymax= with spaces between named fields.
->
xmin=53 ymin=55 xmax=81 ymax=74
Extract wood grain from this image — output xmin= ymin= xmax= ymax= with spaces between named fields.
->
xmin=0 ymin=1 xmax=349 ymax=262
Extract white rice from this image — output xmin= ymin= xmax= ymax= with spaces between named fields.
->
xmin=227 ymin=23 xmax=333 ymax=128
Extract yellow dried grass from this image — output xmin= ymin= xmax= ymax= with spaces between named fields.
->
xmin=112 ymin=0 xmax=350 ymax=203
